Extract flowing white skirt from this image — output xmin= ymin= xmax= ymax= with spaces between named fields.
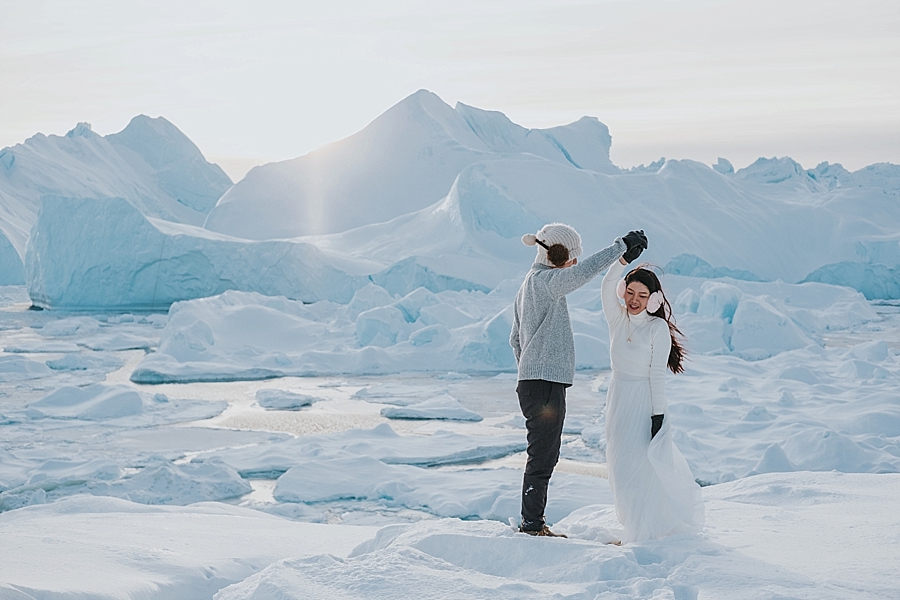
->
xmin=605 ymin=372 xmax=705 ymax=543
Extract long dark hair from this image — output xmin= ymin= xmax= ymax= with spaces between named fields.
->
xmin=624 ymin=265 xmax=686 ymax=374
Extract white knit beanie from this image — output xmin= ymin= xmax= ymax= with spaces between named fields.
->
xmin=522 ymin=223 xmax=583 ymax=267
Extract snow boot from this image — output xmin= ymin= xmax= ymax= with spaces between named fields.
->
xmin=519 ymin=525 xmax=567 ymax=538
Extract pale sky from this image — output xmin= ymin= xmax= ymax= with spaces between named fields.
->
xmin=2 ymin=0 xmax=898 ymax=181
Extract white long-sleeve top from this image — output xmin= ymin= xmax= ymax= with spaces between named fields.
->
xmin=601 ymin=260 xmax=671 ymax=415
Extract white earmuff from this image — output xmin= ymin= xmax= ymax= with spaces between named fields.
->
xmin=616 ymin=279 xmax=626 ymax=299
xmin=647 ymin=291 xmax=664 ymax=314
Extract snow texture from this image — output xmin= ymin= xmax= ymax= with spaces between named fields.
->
xmin=0 ymin=496 xmax=377 ymax=599
xmin=0 ymin=289 xmax=899 ymax=597
xmin=213 ymin=473 xmax=899 ymax=600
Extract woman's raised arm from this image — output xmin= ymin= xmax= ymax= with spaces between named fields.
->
xmin=601 ymin=257 xmax=627 ymax=326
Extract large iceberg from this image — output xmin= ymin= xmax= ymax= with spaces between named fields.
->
xmin=313 ymin=152 xmax=900 ymax=290
xmin=0 ymin=116 xmax=232 ymax=283
xmin=26 ymin=196 xmax=367 ymax=311
xmin=202 ymin=89 xmax=619 ymax=240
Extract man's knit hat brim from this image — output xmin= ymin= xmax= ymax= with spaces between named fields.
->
xmin=522 ymin=223 xmax=583 ymax=266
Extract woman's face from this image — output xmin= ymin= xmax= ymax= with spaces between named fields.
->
xmin=624 ymin=280 xmax=651 ymax=315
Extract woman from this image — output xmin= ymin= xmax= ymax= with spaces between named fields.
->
xmin=510 ymin=223 xmax=647 ymax=537
xmin=600 ymin=255 xmax=705 ymax=543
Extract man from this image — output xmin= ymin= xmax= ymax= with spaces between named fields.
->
xmin=511 ymin=224 xmax=647 ymax=536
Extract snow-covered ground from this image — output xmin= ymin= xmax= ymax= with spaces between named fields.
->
xmin=1 ymin=284 xmax=899 ymax=598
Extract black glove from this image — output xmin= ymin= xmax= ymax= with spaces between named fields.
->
xmin=622 ymin=230 xmax=648 ymax=264
xmin=651 ymin=414 xmax=664 ymax=439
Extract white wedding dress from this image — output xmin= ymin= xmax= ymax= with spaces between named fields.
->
xmin=601 ymin=260 xmax=705 ymax=543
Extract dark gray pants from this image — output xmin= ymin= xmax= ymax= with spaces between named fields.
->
xmin=517 ymin=379 xmax=567 ymax=531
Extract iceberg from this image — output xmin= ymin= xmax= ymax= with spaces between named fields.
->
xmin=25 ymin=196 xmax=367 ymax=311
xmin=203 ymin=90 xmax=618 ymax=240
xmin=0 ymin=117 xmax=232 ymax=281
xmin=315 ymin=150 xmax=900 ymax=290
xmin=802 ymin=261 xmax=900 ymax=299
xmin=11 ymin=92 xmax=900 ymax=308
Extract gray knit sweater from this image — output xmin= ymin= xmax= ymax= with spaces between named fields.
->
xmin=510 ymin=239 xmax=626 ymax=384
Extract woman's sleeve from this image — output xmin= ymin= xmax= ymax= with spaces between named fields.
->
xmin=649 ymin=320 xmax=671 ymax=415
xmin=544 ymin=239 xmax=626 ymax=299
xmin=600 ymin=257 xmax=626 ymax=326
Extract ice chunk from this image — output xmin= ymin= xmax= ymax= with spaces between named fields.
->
xmin=101 ymin=458 xmax=251 ymax=505
xmin=747 ymin=444 xmax=795 ymax=475
xmin=347 ymin=283 xmax=394 ymax=320
xmin=78 ymin=333 xmax=154 ymax=351
xmin=45 ymin=353 xmax=125 ymax=372
xmin=783 ymin=429 xmax=882 ymax=472
xmin=0 ymin=355 xmax=52 ymax=382
xmin=802 ymin=262 xmax=900 ymax=300
xmin=845 ymin=340 xmax=889 ymax=362
xmin=38 ymin=316 xmax=101 ymax=337
xmin=777 ymin=366 xmax=820 ymax=384
xmin=713 ymin=157 xmax=734 ymax=175
xmin=408 ymin=324 xmax=452 ymax=347
xmin=256 ymin=389 xmax=320 ymax=410
xmin=836 ymin=360 xmax=890 ymax=380
xmin=132 ymin=290 xmax=523 ymax=382
xmin=458 ymin=308 xmax=516 ymax=369
xmin=356 ymin=305 xmax=411 ymax=347
xmin=0 ymin=458 xmax=250 ymax=510
xmin=665 ymin=254 xmax=763 ymax=282
xmin=369 ymin=257 xmax=491 ymax=297
xmin=730 ymin=297 xmax=811 ymax=359
xmin=735 ymin=156 xmax=820 ymax=191
xmin=573 ymin=332 xmax=610 ymax=369
xmin=674 ymin=288 xmax=701 ymax=314
xmin=393 ymin=287 xmax=440 ymax=322
xmin=28 ymin=384 xmax=144 ymax=420
xmin=381 ymin=395 xmax=482 ymax=421
xmin=696 ymin=282 xmax=743 ymax=322
xmin=743 ymin=406 xmax=775 ymax=421
xmin=0 ymin=230 xmax=24 ymax=285
xmin=353 ymin=383 xmax=448 ymax=406
xmin=418 ymin=303 xmax=475 ymax=329
xmin=3 ymin=340 xmax=81 ymax=353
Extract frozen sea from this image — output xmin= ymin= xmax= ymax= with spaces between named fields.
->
xmin=1 ymin=284 xmax=899 ymax=599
